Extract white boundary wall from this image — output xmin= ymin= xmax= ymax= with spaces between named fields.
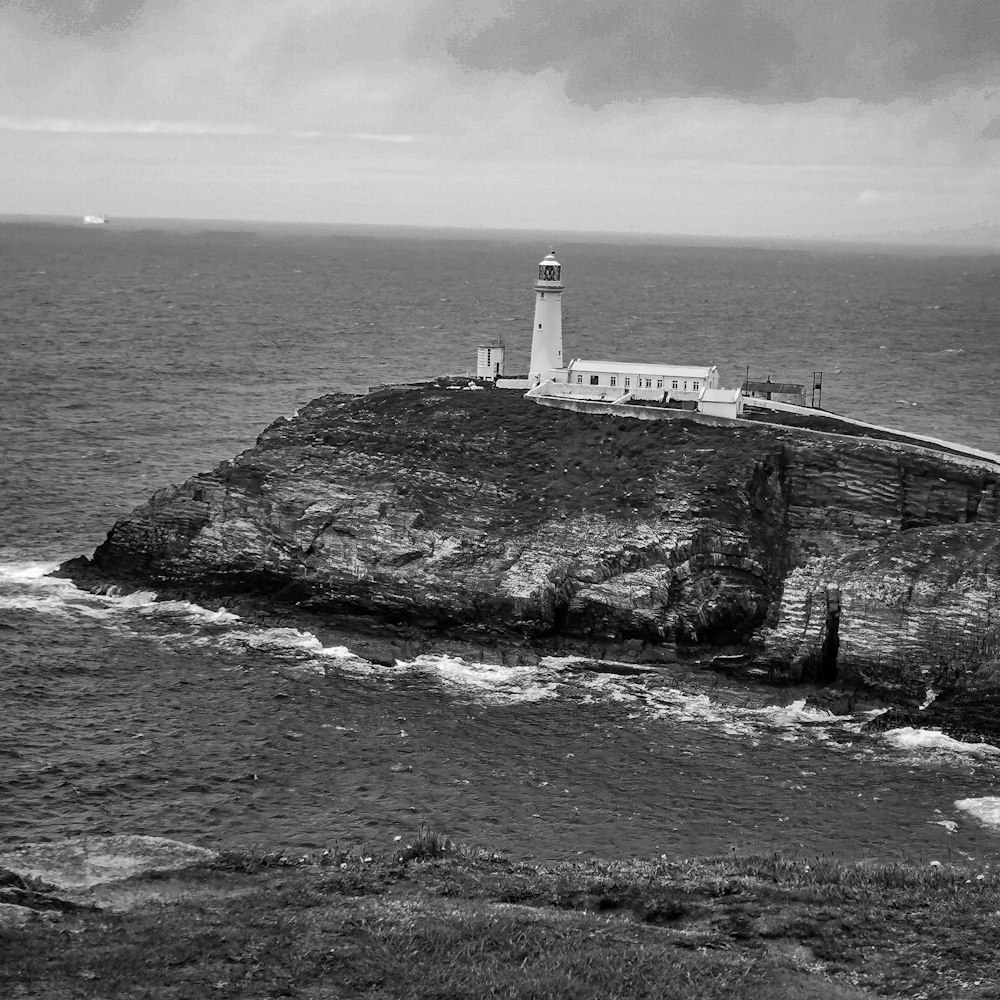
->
xmin=527 ymin=386 xmax=1000 ymax=470
xmin=526 ymin=382 xmax=735 ymax=426
xmin=746 ymin=398 xmax=1000 ymax=467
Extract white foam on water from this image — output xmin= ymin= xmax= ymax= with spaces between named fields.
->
xmin=217 ymin=627 xmax=335 ymax=656
xmin=0 ymin=564 xmax=170 ymax=624
xmin=0 ymin=571 xmax=373 ymax=670
xmin=929 ymin=819 xmax=958 ymax=833
xmin=835 ymin=707 xmax=890 ymax=736
xmin=0 ymin=592 xmax=76 ymax=617
xmin=393 ymin=653 xmax=560 ymax=705
xmin=0 ymin=561 xmax=109 ymax=617
xmin=113 ymin=590 xmax=159 ymax=608
xmin=575 ymin=674 xmax=759 ymax=736
xmin=883 ymin=727 xmax=1000 ymax=759
xmin=135 ymin=600 xmax=241 ymax=625
xmin=954 ymin=797 xmax=1000 ymax=831
xmin=146 ymin=629 xmax=203 ymax=646
xmin=207 ymin=627 xmax=364 ymax=673
xmin=541 ymin=656 xmax=753 ymax=735
xmin=324 ymin=655 xmax=378 ymax=677
xmin=0 ymin=559 xmax=972 ymax=756
xmin=0 ymin=565 xmax=354 ymax=668
xmin=46 ymin=589 xmax=354 ymax=664
xmin=571 ymin=674 xmax=870 ymax=745
xmin=545 ymin=662 xmax=856 ymax=741
xmin=313 ymin=643 xmax=354 ymax=658
xmin=667 ymin=694 xmax=773 ymax=738
xmin=748 ymin=698 xmax=838 ymax=727
xmin=857 ymin=707 xmax=890 ymax=721
xmin=605 ymin=685 xmax=644 ymax=705
xmin=0 ymin=561 xmax=63 ymax=583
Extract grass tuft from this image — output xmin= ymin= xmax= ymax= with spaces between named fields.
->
xmin=394 ymin=825 xmax=456 ymax=863
xmin=213 ymin=844 xmax=292 ymax=873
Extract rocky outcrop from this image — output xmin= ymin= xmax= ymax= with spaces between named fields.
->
xmin=762 ymin=524 xmax=1000 ymax=692
xmin=61 ymin=388 xmax=1000 ymax=701
xmin=0 ymin=868 xmax=94 ymax=927
xmin=755 ymin=441 xmax=1000 ymax=697
xmin=0 ymin=835 xmax=216 ymax=926
xmin=0 ymin=836 xmax=217 ymax=892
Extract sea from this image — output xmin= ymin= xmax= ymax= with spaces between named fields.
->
xmin=2 ymin=218 xmax=1000 ymax=867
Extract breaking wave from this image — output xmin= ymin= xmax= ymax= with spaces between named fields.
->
xmin=569 ymin=671 xmax=848 ymax=741
xmin=0 ymin=562 xmax=102 ymax=618
xmin=114 ymin=589 xmax=160 ymax=607
xmin=212 ymin=627 xmax=353 ymax=659
xmin=0 ymin=561 xmax=63 ymax=583
xmin=387 ymin=653 xmax=560 ymax=705
xmin=0 ymin=562 xmax=235 ymax=627
xmin=954 ymin=797 xmax=1000 ymax=832
xmin=882 ymin=727 xmax=1000 ymax=760
xmin=0 ymin=562 xmax=989 ymax=755
xmin=136 ymin=600 xmax=241 ymax=625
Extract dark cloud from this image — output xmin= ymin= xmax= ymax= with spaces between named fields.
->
xmin=444 ymin=0 xmax=1000 ymax=105
xmin=889 ymin=2 xmax=1000 ymax=82
xmin=981 ymin=118 xmax=1000 ymax=140
xmin=8 ymin=0 xmax=148 ymax=35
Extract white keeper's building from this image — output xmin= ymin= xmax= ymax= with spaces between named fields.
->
xmin=563 ymin=359 xmax=719 ymax=400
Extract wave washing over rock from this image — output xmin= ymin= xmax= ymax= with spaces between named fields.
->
xmin=60 ymin=387 xmax=1000 ymax=740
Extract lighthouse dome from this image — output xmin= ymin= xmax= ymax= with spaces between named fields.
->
xmin=536 ymin=250 xmax=562 ymax=284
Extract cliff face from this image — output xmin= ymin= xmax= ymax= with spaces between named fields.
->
xmin=66 ymin=388 xmax=1000 ymax=696
xmin=758 ymin=448 xmax=1000 ymax=696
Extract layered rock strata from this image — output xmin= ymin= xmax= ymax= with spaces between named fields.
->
xmin=62 ymin=388 xmax=1000 ymax=702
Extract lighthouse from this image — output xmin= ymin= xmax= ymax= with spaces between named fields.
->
xmin=528 ymin=250 xmax=564 ymax=382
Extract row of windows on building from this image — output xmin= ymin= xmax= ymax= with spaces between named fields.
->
xmin=576 ymin=374 xmax=700 ymax=391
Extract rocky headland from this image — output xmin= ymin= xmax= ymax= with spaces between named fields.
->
xmin=61 ymin=386 xmax=1000 ymax=736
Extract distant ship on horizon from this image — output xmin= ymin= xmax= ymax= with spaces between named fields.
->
xmin=82 ymin=215 xmax=108 ymax=225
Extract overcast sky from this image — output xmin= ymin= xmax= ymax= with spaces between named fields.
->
xmin=2 ymin=0 xmax=999 ymax=240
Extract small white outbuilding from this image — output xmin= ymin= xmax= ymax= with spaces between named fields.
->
xmin=476 ymin=339 xmax=505 ymax=379
xmin=698 ymin=387 xmax=744 ymax=419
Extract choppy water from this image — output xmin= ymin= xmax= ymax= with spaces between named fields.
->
xmin=1 ymin=220 xmax=999 ymax=864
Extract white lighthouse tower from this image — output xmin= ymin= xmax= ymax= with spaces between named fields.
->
xmin=528 ymin=250 xmax=564 ymax=383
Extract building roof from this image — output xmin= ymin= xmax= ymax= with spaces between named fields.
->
xmin=567 ymin=359 xmax=717 ymax=378
xmin=700 ymin=387 xmax=741 ymax=402
xmin=744 ymin=380 xmax=804 ymax=394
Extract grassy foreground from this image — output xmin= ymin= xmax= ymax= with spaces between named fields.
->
xmin=2 ymin=833 xmax=998 ymax=1000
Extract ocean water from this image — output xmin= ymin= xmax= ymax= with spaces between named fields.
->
xmin=1 ymin=219 xmax=999 ymax=865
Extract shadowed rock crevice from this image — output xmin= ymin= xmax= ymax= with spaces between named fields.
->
xmin=817 ymin=587 xmax=841 ymax=684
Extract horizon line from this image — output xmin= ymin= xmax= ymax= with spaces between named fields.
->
xmin=2 ymin=212 xmax=998 ymax=253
